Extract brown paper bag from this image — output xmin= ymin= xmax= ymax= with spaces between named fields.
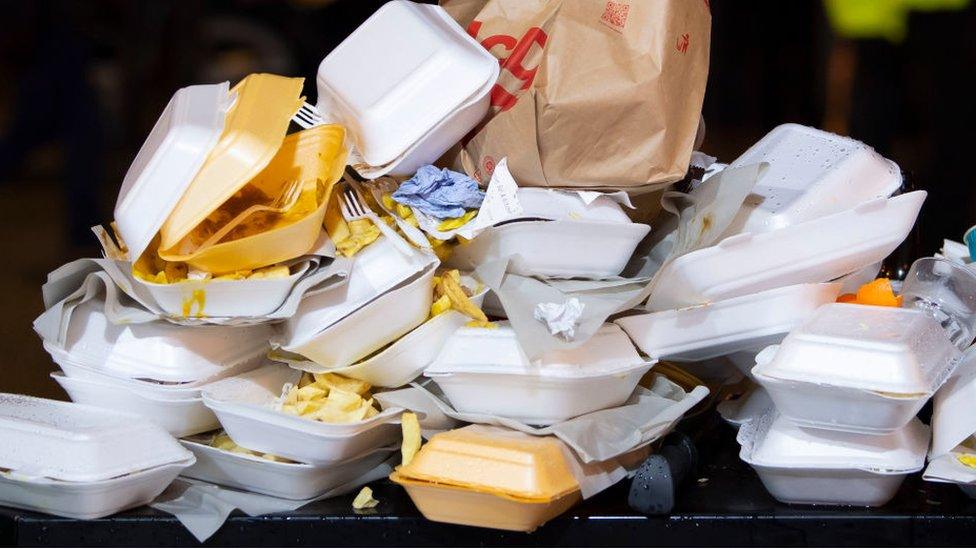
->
xmin=441 ymin=0 xmax=711 ymax=193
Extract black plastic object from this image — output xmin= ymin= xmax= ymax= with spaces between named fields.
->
xmin=628 ymin=431 xmax=698 ymax=515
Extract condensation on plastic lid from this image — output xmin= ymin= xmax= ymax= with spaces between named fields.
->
xmin=395 ymin=424 xmax=579 ymax=501
xmin=737 ymin=409 xmax=928 ymax=474
xmin=0 ymin=393 xmax=193 ymax=482
xmin=426 ymin=322 xmax=645 ymax=377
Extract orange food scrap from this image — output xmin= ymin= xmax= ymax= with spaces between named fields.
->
xmin=837 ymin=278 xmax=902 ymax=307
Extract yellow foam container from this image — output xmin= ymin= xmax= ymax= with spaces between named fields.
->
xmin=159 ymin=124 xmax=348 ymax=273
xmin=159 ymin=73 xmax=305 ymax=251
xmin=391 ymin=425 xmax=581 ymax=532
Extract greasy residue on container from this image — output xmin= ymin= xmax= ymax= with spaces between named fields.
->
xmin=182 ymin=289 xmax=207 ymax=317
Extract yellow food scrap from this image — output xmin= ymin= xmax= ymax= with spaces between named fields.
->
xmin=181 ymin=289 xmax=207 ymax=318
xmin=958 ymin=454 xmax=976 ymax=468
xmin=247 ymin=265 xmax=291 ymax=279
xmin=401 ymin=412 xmax=421 ymax=467
xmin=430 ymin=269 xmax=491 ymax=326
xmin=436 ymin=209 xmax=477 ymax=231
xmin=211 ymin=431 xmax=293 ymax=463
xmin=352 ymin=486 xmax=379 ymax=510
xmin=276 ymin=372 xmax=380 ymax=424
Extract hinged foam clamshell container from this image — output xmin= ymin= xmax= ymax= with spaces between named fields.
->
xmin=201 ymin=365 xmax=403 ymax=465
xmin=390 ymin=425 xmax=581 ymax=532
xmin=426 ymin=322 xmax=654 ymax=425
xmin=753 ymin=303 xmax=960 ymax=434
xmin=738 ymin=410 xmax=928 ymax=506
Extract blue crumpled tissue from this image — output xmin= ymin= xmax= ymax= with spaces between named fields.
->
xmin=392 ymin=165 xmax=486 ymax=219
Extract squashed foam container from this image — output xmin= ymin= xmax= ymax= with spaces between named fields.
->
xmin=737 ymin=410 xmax=928 ymax=506
xmin=201 ymin=365 xmax=403 ymax=465
xmin=647 ymin=191 xmax=925 ymax=310
xmin=515 ymin=188 xmax=635 ymax=223
xmin=277 ymin=238 xmax=437 ymax=366
xmin=616 ymin=283 xmax=841 ymax=361
xmin=51 ymin=371 xmax=219 ymax=437
xmin=425 ymin=323 xmax=654 ymax=424
xmin=753 ymin=303 xmax=961 ymax=434
xmin=179 ymin=436 xmax=394 ymax=500
xmin=114 ymin=82 xmax=231 ymax=262
xmin=47 ymin=298 xmax=271 ymax=384
xmin=390 ymin=425 xmax=581 ymax=532
xmin=722 ymin=123 xmax=903 ymax=236
xmin=0 ymin=393 xmax=194 ymax=483
xmin=316 ymin=0 xmax=499 ymax=175
xmin=136 ymin=261 xmax=311 ymax=318
xmin=283 ymin=266 xmax=435 ymax=369
xmin=447 ymin=220 xmax=650 ymax=279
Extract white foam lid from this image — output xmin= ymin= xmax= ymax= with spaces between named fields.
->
xmin=754 ymin=303 xmax=961 ymax=394
xmin=738 ymin=409 xmax=928 ymax=473
xmin=58 ymin=297 xmax=272 ymax=384
xmin=515 ymin=188 xmax=634 ymax=224
xmin=113 ymin=82 xmax=230 ymax=261
xmin=724 ymin=123 xmax=902 ymax=235
xmin=0 ymin=393 xmax=193 ymax=482
xmin=426 ymin=322 xmax=647 ymax=378
xmin=316 ymin=1 xmax=497 ymax=167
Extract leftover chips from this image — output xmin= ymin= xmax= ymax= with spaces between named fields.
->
xmin=274 ymin=372 xmax=380 ymax=423
xmin=352 ymin=486 xmax=379 ymax=509
xmin=401 ymin=412 xmax=421 ymax=467
xmin=431 ymin=269 xmax=492 ymax=328
xmin=210 ymin=431 xmax=294 ymax=463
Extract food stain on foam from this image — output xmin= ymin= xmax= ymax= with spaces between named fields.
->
xmin=181 ymin=289 xmax=207 ymax=318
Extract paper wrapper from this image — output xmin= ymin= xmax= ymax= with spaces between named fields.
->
xmin=374 ymin=373 xmax=708 ymax=465
xmin=924 ymin=449 xmax=976 ymax=487
xmin=35 ymin=232 xmax=351 ymax=336
xmin=440 ymin=0 xmax=712 ymax=192
xmin=151 ymin=454 xmax=397 ymax=543
xmin=475 ymin=163 xmax=765 ymax=360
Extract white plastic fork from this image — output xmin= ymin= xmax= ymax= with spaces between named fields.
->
xmin=292 ymin=102 xmax=324 ymax=129
xmin=339 ymin=183 xmax=415 ymax=256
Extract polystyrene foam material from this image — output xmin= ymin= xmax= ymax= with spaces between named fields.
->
xmin=722 ymin=123 xmax=903 ymax=236
xmin=737 ymin=411 xmax=927 ymax=506
xmin=391 ymin=472 xmax=582 ymax=532
xmin=0 ymin=393 xmax=194 ymax=483
xmin=52 ymin=298 xmax=271 ymax=384
xmin=930 ymin=349 xmax=976 ymax=457
xmin=396 ymin=425 xmax=579 ymax=500
xmin=426 ymin=323 xmax=654 ymax=424
xmin=179 ymin=438 xmax=394 ymax=500
xmin=137 ymin=256 xmax=311 ymax=318
xmin=159 ymin=74 xmax=304 ymax=250
xmin=201 ymin=365 xmax=404 ymax=465
xmin=280 ymin=237 xmax=436 ymax=350
xmin=114 ymin=82 xmax=230 ymax=262
xmin=515 ymin=189 xmax=633 ymax=223
xmin=288 ymin=310 xmax=471 ymax=388
xmin=716 ymin=386 xmax=773 ymax=428
xmin=446 ymin=220 xmax=651 ymax=279
xmin=282 ymin=266 xmax=435 ymax=369
xmin=615 ymin=283 xmax=842 ymax=362
xmin=0 ymin=460 xmax=192 ymax=520
xmin=755 ymin=303 xmax=961 ymax=395
xmin=315 ymin=1 xmax=498 ymax=169
xmin=647 ymin=191 xmax=926 ymax=311
xmin=51 ymin=372 xmax=219 ymax=438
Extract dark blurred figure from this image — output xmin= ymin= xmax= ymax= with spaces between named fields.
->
xmin=0 ymin=1 xmax=104 ymax=253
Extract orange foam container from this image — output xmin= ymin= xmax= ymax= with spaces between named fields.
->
xmin=391 ymin=425 xmax=581 ymax=532
xmin=159 ymin=123 xmax=348 ymax=273
xmin=159 ymin=73 xmax=304 ymax=251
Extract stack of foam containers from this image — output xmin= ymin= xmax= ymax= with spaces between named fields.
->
xmin=616 ymin=123 xmax=918 ymax=384
xmin=738 ymin=302 xmax=963 ymax=506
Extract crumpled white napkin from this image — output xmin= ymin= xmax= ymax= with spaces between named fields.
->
xmin=534 ymin=297 xmax=585 ymax=340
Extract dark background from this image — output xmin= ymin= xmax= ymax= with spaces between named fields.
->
xmin=2 ymin=0 xmax=973 ymax=398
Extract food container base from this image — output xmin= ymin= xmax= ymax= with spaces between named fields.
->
xmin=753 ymin=465 xmax=906 ymax=507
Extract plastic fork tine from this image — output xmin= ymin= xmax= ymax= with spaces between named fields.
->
xmin=292 ymin=102 xmax=325 ymax=129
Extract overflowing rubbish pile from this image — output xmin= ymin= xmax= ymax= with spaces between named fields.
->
xmin=2 ymin=0 xmax=974 ymax=542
